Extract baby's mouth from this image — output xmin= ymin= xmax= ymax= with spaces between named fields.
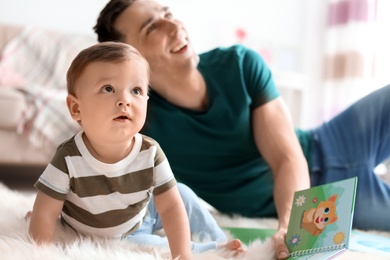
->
xmin=114 ymin=115 xmax=130 ymax=121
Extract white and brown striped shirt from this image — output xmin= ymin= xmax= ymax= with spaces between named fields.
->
xmin=35 ymin=131 xmax=176 ymax=238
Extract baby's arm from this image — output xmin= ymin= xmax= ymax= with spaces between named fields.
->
xmin=29 ymin=190 xmax=64 ymax=244
xmin=154 ymin=186 xmax=191 ymax=260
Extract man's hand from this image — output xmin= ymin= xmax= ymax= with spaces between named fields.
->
xmin=272 ymin=229 xmax=289 ymax=259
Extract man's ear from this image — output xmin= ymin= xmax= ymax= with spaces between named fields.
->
xmin=66 ymin=94 xmax=81 ymax=121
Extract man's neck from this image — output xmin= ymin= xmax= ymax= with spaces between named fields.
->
xmin=151 ymin=69 xmax=208 ymax=111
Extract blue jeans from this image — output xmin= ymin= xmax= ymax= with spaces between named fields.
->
xmin=310 ymin=84 xmax=390 ymax=231
xmin=125 ymin=183 xmax=227 ymax=253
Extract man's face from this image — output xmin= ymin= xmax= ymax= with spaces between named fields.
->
xmin=114 ymin=0 xmax=199 ymax=77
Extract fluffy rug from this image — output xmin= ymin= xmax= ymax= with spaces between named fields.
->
xmin=0 ymin=182 xmax=388 ymax=260
xmin=0 ymin=182 xmax=275 ymax=260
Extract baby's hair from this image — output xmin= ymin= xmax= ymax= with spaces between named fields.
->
xmin=66 ymin=41 xmax=149 ymax=95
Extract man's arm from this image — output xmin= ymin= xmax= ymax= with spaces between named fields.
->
xmin=252 ymin=97 xmax=310 ymax=259
xmin=29 ymin=190 xmax=64 ymax=244
xmin=154 ymin=186 xmax=191 ymax=260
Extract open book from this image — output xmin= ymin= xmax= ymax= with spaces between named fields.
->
xmin=286 ymin=177 xmax=358 ymax=259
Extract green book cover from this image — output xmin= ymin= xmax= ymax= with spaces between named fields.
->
xmin=222 ymin=227 xmax=276 ymax=245
xmin=286 ymin=177 xmax=358 ymax=259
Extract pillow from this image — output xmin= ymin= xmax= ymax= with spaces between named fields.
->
xmin=0 ymin=25 xmax=91 ymax=152
xmin=17 ymin=86 xmax=81 ymax=154
xmin=0 ymin=64 xmax=26 ymax=87
xmin=0 ymin=25 xmax=96 ymax=90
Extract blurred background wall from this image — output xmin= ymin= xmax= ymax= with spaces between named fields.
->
xmin=0 ymin=0 xmax=389 ymax=129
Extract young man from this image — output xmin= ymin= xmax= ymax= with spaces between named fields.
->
xmin=94 ymin=1 xmax=390 ymax=259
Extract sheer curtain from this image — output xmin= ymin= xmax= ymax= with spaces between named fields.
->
xmin=321 ymin=0 xmax=378 ymax=120
xmin=373 ymin=0 xmax=390 ymax=88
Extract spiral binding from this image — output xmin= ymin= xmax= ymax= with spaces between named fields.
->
xmin=290 ymin=243 xmax=346 ymax=257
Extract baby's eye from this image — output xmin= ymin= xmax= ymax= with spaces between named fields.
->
xmin=131 ymin=87 xmax=143 ymax=96
xmin=324 ymin=207 xmax=330 ymax=214
xmin=165 ymin=12 xmax=173 ymax=19
xmin=101 ymin=85 xmax=114 ymax=93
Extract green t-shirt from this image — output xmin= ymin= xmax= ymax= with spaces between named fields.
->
xmin=141 ymin=45 xmax=312 ymax=217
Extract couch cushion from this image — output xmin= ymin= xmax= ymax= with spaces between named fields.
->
xmin=0 ymin=129 xmax=51 ymax=165
xmin=0 ymin=88 xmax=26 ymax=129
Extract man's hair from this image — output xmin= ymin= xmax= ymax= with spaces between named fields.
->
xmin=94 ymin=0 xmax=135 ymax=43
xmin=66 ymin=41 xmax=149 ymax=95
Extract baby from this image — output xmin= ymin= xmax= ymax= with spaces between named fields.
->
xmin=28 ymin=42 xmax=243 ymax=259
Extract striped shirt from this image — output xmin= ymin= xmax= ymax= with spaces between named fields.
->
xmin=35 ymin=131 xmax=176 ymax=238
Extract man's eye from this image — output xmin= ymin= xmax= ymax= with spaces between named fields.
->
xmin=146 ymin=24 xmax=156 ymax=34
xmin=102 ymin=85 xmax=114 ymax=93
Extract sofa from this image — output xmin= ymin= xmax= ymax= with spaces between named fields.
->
xmin=0 ymin=23 xmax=96 ymax=181
xmin=0 ymin=25 xmax=44 ymax=165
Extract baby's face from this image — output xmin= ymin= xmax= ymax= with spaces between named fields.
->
xmin=71 ymin=58 xmax=149 ymax=145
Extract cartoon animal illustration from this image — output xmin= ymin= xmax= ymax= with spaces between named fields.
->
xmin=301 ymin=194 xmax=338 ymax=236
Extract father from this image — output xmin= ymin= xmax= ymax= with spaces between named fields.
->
xmin=94 ymin=0 xmax=390 ymax=259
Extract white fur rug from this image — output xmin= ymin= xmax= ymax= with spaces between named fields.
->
xmin=0 ymin=182 xmax=275 ymax=260
xmin=0 ymin=182 xmax=388 ymax=260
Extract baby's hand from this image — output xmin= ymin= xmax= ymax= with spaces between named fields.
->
xmin=24 ymin=210 xmax=32 ymax=220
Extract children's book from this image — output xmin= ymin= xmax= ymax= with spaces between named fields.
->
xmin=222 ymin=227 xmax=276 ymax=245
xmin=285 ymin=177 xmax=358 ymax=259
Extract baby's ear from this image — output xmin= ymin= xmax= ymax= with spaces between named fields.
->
xmin=66 ymin=94 xmax=81 ymax=121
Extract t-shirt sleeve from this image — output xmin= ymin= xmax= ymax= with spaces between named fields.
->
xmin=240 ymin=46 xmax=280 ymax=109
xmin=34 ymin=147 xmax=70 ymax=201
xmin=152 ymin=142 xmax=176 ymax=196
